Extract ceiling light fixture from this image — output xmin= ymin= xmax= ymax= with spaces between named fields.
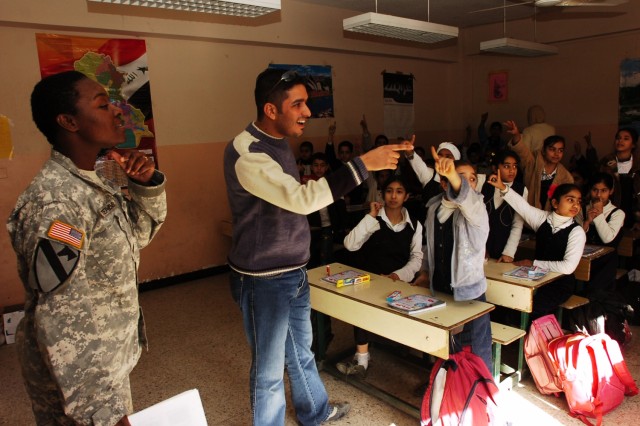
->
xmin=480 ymin=37 xmax=558 ymax=56
xmin=87 ymin=0 xmax=281 ymax=18
xmin=478 ymin=1 xmax=557 ymax=56
xmin=343 ymin=0 xmax=458 ymax=44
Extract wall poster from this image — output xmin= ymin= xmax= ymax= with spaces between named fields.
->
xmin=35 ymin=33 xmax=156 ymax=187
xmin=383 ymin=72 xmax=414 ymax=140
xmin=488 ymin=71 xmax=508 ymax=102
xmin=619 ymin=58 xmax=640 ymax=133
xmin=268 ymin=64 xmax=334 ymax=118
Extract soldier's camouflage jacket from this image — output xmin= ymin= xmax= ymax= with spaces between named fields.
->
xmin=6 ymin=149 xmax=167 ymax=425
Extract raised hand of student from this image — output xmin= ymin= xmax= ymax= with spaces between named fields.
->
xmin=514 ymin=259 xmax=533 ymax=267
xmin=584 ymin=130 xmax=593 ymax=148
xmin=432 ymin=145 xmax=460 ymax=191
xmin=328 ymin=121 xmax=336 ymax=141
xmin=486 ymin=172 xmax=506 ymax=191
xmin=497 ymin=255 xmax=514 ymax=263
xmin=360 ymin=136 xmax=413 ymax=171
xmin=503 ymin=120 xmax=521 ymax=144
xmin=108 ymin=150 xmax=155 ymax=184
xmin=403 ymin=135 xmax=416 ymax=158
xmin=587 ymin=199 xmax=603 ymax=221
xmin=369 ymin=201 xmax=383 ymax=217
xmin=360 ymin=114 xmax=368 ymax=132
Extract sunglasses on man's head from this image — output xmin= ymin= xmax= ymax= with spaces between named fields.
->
xmin=266 ymin=69 xmax=300 ymax=97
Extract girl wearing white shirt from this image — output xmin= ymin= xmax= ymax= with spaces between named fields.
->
xmin=576 ymin=172 xmax=625 ymax=294
xmin=337 ymin=176 xmax=423 ymax=377
xmin=487 ymin=174 xmax=586 ymax=320
xmin=481 ymin=150 xmax=528 ymax=263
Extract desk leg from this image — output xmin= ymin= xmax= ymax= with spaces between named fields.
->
xmin=492 ymin=342 xmax=502 ymax=383
xmin=312 ymin=310 xmax=328 ymax=365
xmin=518 ymin=312 xmax=529 ymax=375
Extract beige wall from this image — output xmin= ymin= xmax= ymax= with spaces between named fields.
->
xmin=1 ymin=0 xmax=640 ymax=306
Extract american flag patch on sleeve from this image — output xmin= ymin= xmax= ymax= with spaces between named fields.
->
xmin=47 ymin=220 xmax=85 ymax=250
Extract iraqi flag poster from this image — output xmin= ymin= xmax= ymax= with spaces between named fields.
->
xmin=35 ymin=33 xmax=156 ymax=186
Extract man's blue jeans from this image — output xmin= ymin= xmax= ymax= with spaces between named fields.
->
xmin=230 ymin=268 xmax=330 ymax=426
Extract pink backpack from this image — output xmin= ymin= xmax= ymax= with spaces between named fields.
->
xmin=524 ymin=314 xmax=564 ymax=395
xmin=549 ymin=332 xmax=638 ymax=426
xmin=421 ymin=347 xmax=502 ymax=426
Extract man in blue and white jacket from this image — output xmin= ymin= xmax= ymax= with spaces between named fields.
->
xmin=223 ymin=68 xmax=410 ymax=426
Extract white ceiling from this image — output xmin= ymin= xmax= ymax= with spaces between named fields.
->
xmin=296 ymin=0 xmax=628 ymax=29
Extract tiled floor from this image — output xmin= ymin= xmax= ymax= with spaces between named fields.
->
xmin=1 ymin=273 xmax=638 ymax=425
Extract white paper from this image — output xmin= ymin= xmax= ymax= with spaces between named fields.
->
xmin=128 ymin=389 xmax=208 ymax=426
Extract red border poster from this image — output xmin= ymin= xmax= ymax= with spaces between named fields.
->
xmin=35 ymin=34 xmax=157 ymax=173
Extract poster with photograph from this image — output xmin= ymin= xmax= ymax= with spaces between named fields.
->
xmin=383 ymin=72 xmax=414 ymax=140
xmin=268 ymin=64 xmax=333 ymax=118
xmin=488 ymin=71 xmax=508 ymax=102
xmin=619 ymin=58 xmax=640 ymax=133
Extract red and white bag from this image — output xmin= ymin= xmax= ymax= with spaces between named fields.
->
xmin=549 ymin=332 xmax=638 ymax=426
xmin=524 ymin=314 xmax=564 ymax=395
xmin=421 ymin=347 xmax=502 ymax=425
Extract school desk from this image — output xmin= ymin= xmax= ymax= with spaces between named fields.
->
xmin=307 ymin=262 xmax=494 ymax=417
xmin=484 ymin=259 xmax=563 ymax=383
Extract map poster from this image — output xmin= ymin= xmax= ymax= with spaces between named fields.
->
xmin=35 ymin=33 xmax=156 ymax=186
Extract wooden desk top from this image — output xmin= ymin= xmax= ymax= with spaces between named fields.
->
xmin=484 ymin=259 xmax=563 ymax=312
xmin=484 ymin=259 xmax=563 ymax=290
xmin=516 ymin=239 xmax=614 ymax=282
xmin=307 ymin=263 xmax=494 ymax=359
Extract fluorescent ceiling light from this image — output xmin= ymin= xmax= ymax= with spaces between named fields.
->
xmin=480 ymin=38 xmax=558 ymax=56
xmin=87 ymin=0 xmax=281 ymax=18
xmin=343 ymin=12 xmax=458 ymax=44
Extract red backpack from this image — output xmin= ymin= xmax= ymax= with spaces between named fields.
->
xmin=421 ymin=347 xmax=502 ymax=426
xmin=548 ymin=332 xmax=638 ymax=426
xmin=524 ymin=314 xmax=564 ymax=395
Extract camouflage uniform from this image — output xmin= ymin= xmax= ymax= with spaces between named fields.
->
xmin=6 ymin=150 xmax=167 ymax=426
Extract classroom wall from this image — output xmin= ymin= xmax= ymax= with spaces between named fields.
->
xmin=1 ymin=0 xmax=639 ymax=306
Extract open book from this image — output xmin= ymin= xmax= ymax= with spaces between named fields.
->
xmin=582 ymin=244 xmax=605 ymax=258
xmin=322 ymin=270 xmax=370 ymax=288
xmin=387 ymin=294 xmax=446 ymax=315
xmin=503 ymin=266 xmax=549 ymax=280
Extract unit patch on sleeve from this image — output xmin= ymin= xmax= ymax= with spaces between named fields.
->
xmin=33 ymin=239 xmax=80 ymax=293
xmin=47 ymin=220 xmax=84 ymax=250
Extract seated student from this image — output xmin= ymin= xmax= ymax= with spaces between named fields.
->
xmin=360 ymin=115 xmax=389 ymax=152
xmin=478 ymin=112 xmax=507 ymax=155
xmin=337 ymin=176 xmax=423 ymax=377
xmin=570 ymin=167 xmax=590 ymax=200
xmin=575 ymin=172 xmax=625 ymax=294
xmin=306 ymin=153 xmax=348 ymax=268
xmin=365 ymin=169 xmax=392 ymax=204
xmin=600 ymin=127 xmax=640 ymax=230
xmin=487 ymin=174 xmax=587 ymax=321
xmin=481 ymin=150 xmax=527 ymax=262
xmin=414 ymin=150 xmax=493 ymax=372
xmin=296 ymin=140 xmax=314 ymax=178
xmin=326 ymin=122 xmax=365 ymax=205
xmin=505 ymin=120 xmax=573 ymax=210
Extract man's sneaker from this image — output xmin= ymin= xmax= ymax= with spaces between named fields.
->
xmin=336 ymin=360 xmax=366 ymax=378
xmin=322 ymin=402 xmax=351 ymax=424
